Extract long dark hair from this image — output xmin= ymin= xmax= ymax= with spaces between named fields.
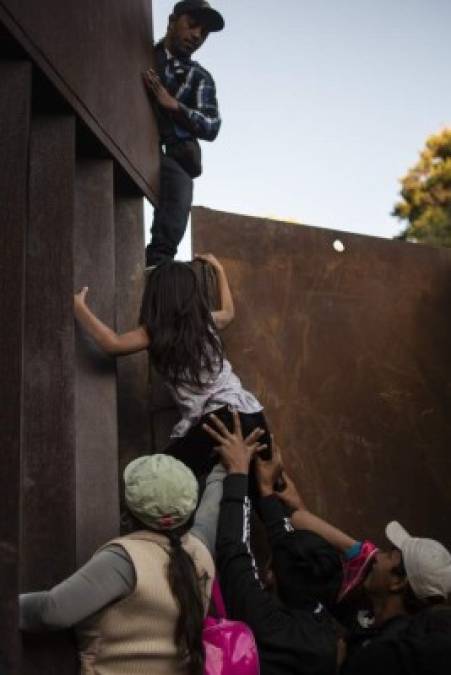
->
xmin=139 ymin=261 xmax=223 ymax=389
xmin=166 ymin=530 xmax=206 ymax=675
xmin=121 ymin=511 xmax=206 ymax=674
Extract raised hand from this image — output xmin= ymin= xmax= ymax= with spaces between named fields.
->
xmin=74 ymin=286 xmax=89 ymax=311
xmin=274 ymin=472 xmax=302 ymax=512
xmin=203 ymin=410 xmax=266 ymax=474
xmin=255 ymin=441 xmax=284 ymax=496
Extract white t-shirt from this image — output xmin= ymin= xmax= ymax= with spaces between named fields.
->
xmin=168 ymin=356 xmax=262 ymax=438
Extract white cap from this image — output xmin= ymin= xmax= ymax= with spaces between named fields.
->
xmin=386 ymin=521 xmax=451 ymax=600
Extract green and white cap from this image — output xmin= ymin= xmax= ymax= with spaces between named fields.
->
xmin=124 ymin=454 xmax=198 ymax=531
xmin=386 ymin=521 xmax=451 ymax=600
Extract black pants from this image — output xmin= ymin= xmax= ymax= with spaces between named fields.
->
xmin=146 ymin=155 xmax=193 ymax=266
xmin=165 ymin=406 xmax=272 ymax=477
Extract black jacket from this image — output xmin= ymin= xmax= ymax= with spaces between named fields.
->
xmin=216 ymin=474 xmax=338 ymax=675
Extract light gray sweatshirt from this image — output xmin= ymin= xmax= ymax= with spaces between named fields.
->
xmin=20 ymin=464 xmax=226 ymax=631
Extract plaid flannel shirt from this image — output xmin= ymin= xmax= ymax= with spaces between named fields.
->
xmin=157 ymin=44 xmax=221 ymax=143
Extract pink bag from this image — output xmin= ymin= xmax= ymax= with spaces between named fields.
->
xmin=203 ymin=578 xmax=260 ymax=675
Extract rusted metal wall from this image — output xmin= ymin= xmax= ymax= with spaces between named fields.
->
xmin=0 ymin=0 xmax=160 ymax=201
xmin=115 ymin=196 xmax=152 ymax=480
xmin=0 ymin=60 xmax=31 ymax=675
xmin=20 ymin=114 xmax=78 ymax=675
xmin=191 ymin=207 xmax=451 ymax=550
xmin=74 ymin=160 xmax=119 ymax=567
xmin=0 ymin=22 xmax=150 ymax=674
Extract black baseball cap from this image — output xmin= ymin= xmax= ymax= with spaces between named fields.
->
xmin=173 ymin=0 xmax=225 ymax=32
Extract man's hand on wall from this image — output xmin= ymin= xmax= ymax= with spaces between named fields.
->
xmin=143 ymin=69 xmax=179 ymax=112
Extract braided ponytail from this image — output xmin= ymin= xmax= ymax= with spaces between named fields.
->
xmin=166 ymin=531 xmax=205 ymax=675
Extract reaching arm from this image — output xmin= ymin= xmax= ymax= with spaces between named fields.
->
xmin=216 ymin=474 xmax=294 ymax=640
xmin=74 ymin=287 xmax=150 ymax=356
xmin=190 ymin=463 xmax=227 ymax=556
xmin=195 ymin=254 xmax=235 ymax=330
xmin=205 ymin=416 xmax=341 ymax=673
xmin=202 ymin=413 xmax=287 ymax=637
xmin=20 ymin=546 xmax=134 ymax=631
xmin=256 ymin=446 xmax=357 ymax=553
xmin=290 ymin=502 xmax=357 ymax=553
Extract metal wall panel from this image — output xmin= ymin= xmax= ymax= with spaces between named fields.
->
xmin=74 ymin=160 xmax=119 ymax=566
xmin=115 ymin=195 xmax=152 ymax=479
xmin=0 ymin=60 xmax=31 ymax=675
xmin=192 ymin=207 xmax=451 ymax=549
xmin=0 ymin=0 xmax=159 ymax=201
xmin=21 ymin=115 xmax=78 ymax=674
xmin=0 ymin=3 xmax=158 ymax=670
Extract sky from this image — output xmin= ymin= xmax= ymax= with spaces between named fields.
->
xmin=145 ymin=0 xmax=451 ymax=258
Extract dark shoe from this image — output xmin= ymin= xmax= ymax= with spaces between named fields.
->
xmin=145 ymin=245 xmax=172 ymax=268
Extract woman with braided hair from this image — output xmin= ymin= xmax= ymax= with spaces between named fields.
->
xmin=19 ymin=447 xmax=263 ymax=674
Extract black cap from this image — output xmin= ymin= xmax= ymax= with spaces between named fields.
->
xmin=173 ymin=0 xmax=225 ymax=32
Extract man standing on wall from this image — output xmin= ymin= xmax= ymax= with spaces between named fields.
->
xmin=144 ymin=0 xmax=224 ymax=267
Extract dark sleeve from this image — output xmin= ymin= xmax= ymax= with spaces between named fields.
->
xmin=177 ymin=70 xmax=221 ymax=141
xmin=216 ymin=474 xmax=292 ymax=642
xmin=258 ymin=494 xmax=295 ymax=543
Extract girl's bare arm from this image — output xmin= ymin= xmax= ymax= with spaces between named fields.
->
xmin=195 ymin=253 xmax=235 ymax=330
xmin=256 ymin=447 xmax=358 ymax=553
xmin=74 ymin=287 xmax=150 ymax=355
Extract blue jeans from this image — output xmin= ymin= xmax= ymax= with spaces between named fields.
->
xmin=146 ymin=155 xmax=193 ymax=266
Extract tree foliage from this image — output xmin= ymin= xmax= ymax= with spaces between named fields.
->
xmin=393 ymin=128 xmax=451 ymax=246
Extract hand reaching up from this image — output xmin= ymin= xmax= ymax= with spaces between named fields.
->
xmin=255 ymin=441 xmax=284 ymax=496
xmin=203 ymin=410 xmax=266 ymax=474
xmin=274 ymin=472 xmax=302 ymax=512
xmin=256 ymin=443 xmax=301 ymax=509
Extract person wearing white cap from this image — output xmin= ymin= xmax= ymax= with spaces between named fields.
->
xmin=337 ymin=520 xmax=451 ymax=674
xmin=362 ymin=521 xmax=451 ymax=620
xmin=235 ymin=444 xmax=451 ymax=667
xmin=341 ymin=522 xmax=451 ymax=674
xmin=384 ymin=521 xmax=451 ymax=603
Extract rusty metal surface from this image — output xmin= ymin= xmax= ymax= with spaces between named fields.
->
xmin=21 ymin=116 xmax=78 ymax=674
xmin=192 ymin=207 xmax=451 ymax=549
xmin=0 ymin=52 xmax=155 ymax=671
xmin=0 ymin=0 xmax=159 ymax=201
xmin=0 ymin=61 xmax=30 ymax=675
xmin=74 ymin=159 xmax=119 ymax=566
xmin=115 ymin=195 xmax=152 ymax=479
